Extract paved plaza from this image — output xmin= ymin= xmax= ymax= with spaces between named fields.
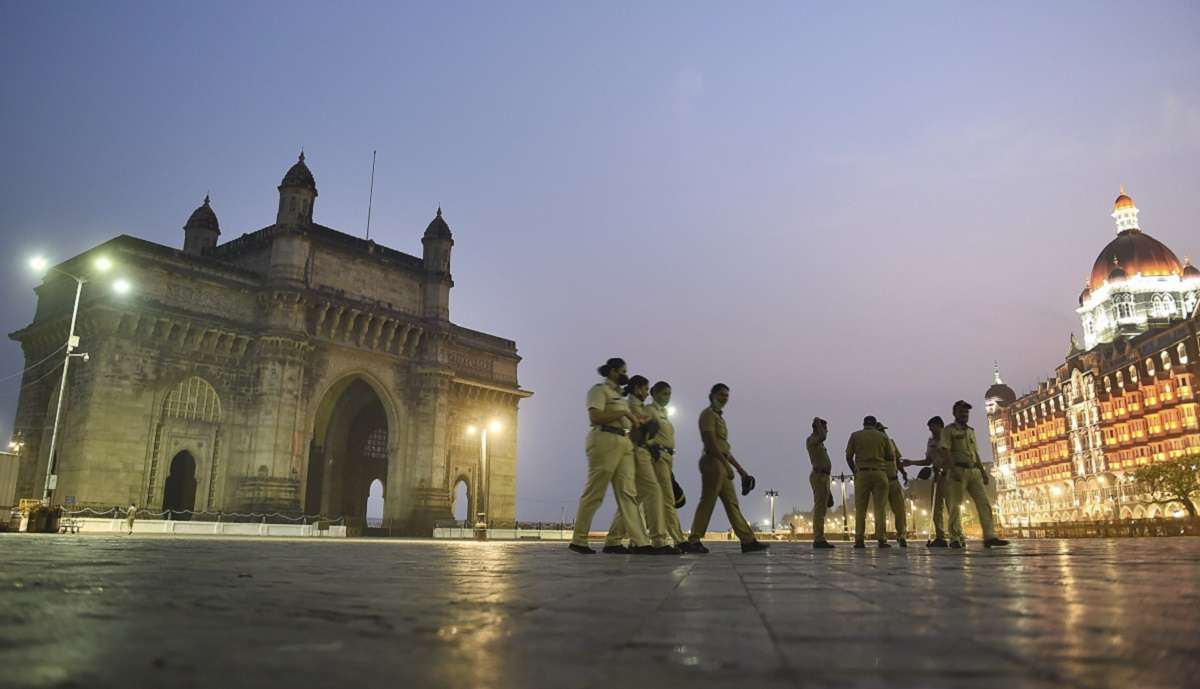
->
xmin=1 ymin=535 xmax=1198 ymax=689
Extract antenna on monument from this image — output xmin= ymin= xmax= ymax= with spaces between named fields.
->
xmin=365 ymin=149 xmax=377 ymax=241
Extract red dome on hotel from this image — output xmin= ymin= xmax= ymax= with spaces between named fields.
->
xmin=1088 ymin=230 xmax=1183 ymax=291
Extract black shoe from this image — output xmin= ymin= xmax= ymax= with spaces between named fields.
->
xmin=741 ymin=540 xmax=770 ymax=553
xmin=877 ymin=541 xmax=892 ymax=549
xmin=681 ymin=541 xmax=710 ymax=554
xmin=949 ymin=541 xmax=963 ymax=549
xmin=813 ymin=540 xmax=835 ymax=549
xmin=629 ymin=545 xmax=657 ymax=555
xmin=897 ymin=538 xmax=908 ymax=548
xmin=601 ymin=545 xmax=629 ymax=554
xmin=926 ymin=538 xmax=948 ymax=548
xmin=654 ymin=545 xmax=682 ymax=555
xmin=983 ymin=537 xmax=1011 ymax=548
xmin=853 ymin=539 xmax=866 ymax=549
xmin=568 ymin=544 xmax=595 ymax=555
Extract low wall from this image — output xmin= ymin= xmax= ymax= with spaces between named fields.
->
xmin=68 ymin=518 xmax=347 ymax=538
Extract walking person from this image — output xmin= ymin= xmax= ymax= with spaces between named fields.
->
xmin=806 ymin=417 xmax=835 ymax=548
xmin=646 ymin=381 xmax=687 ymax=547
xmin=875 ymin=421 xmax=909 ymax=547
xmin=846 ymin=416 xmax=894 ymax=548
xmin=568 ymin=358 xmax=655 ymax=555
xmin=901 ymin=416 xmax=951 ymax=546
xmin=682 ymin=384 xmax=769 ymax=554
xmin=602 ymin=375 xmax=676 ymax=554
xmin=125 ymin=503 xmax=137 ymax=535
xmin=941 ymin=401 xmax=1010 ymax=549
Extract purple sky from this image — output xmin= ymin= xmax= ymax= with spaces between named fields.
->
xmin=2 ymin=2 xmax=1198 ymax=527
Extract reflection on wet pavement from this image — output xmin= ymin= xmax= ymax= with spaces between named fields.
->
xmin=1 ymin=536 xmax=1197 ymax=689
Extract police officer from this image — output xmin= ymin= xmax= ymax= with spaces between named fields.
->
xmin=873 ymin=422 xmax=909 ymax=547
xmin=806 ymin=417 xmax=835 ymax=548
xmin=602 ymin=375 xmax=675 ymax=554
xmin=846 ymin=416 xmax=895 ymax=548
xmin=646 ymin=381 xmax=687 ymax=547
xmin=682 ymin=383 xmax=769 ymax=554
xmin=569 ymin=358 xmax=656 ymax=555
xmin=901 ymin=416 xmax=950 ymax=547
xmin=940 ymin=400 xmax=1010 ymax=549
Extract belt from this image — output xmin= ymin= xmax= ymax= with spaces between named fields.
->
xmin=596 ymin=426 xmax=628 ymax=436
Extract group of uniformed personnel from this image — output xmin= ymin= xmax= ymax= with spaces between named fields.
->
xmin=806 ymin=400 xmax=1011 ymax=549
xmin=569 ymin=357 xmax=769 ymax=555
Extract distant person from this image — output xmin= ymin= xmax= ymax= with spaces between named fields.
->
xmin=806 ymin=417 xmax=835 ymax=548
xmin=683 ymin=384 xmax=768 ymax=554
xmin=901 ymin=416 xmax=950 ymax=547
xmin=602 ymin=375 xmax=675 ymax=554
xmin=646 ymin=381 xmax=687 ymax=547
xmin=568 ymin=358 xmax=655 ymax=555
xmin=126 ymin=503 xmax=137 ymax=534
xmin=940 ymin=401 xmax=1010 ymax=549
xmin=874 ymin=421 xmax=909 ymax=547
xmin=846 ymin=416 xmax=894 ymax=548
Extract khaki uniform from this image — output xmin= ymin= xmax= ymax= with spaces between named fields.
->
xmin=570 ymin=380 xmax=651 ymax=548
xmin=846 ymin=428 xmax=894 ymax=541
xmin=939 ymin=422 xmax=997 ymax=543
xmin=605 ymin=397 xmax=670 ymax=547
xmin=687 ymin=406 xmax=755 ymax=544
xmin=647 ymin=400 xmax=686 ymax=544
xmin=927 ymin=436 xmax=950 ymax=540
xmin=805 ymin=434 xmax=832 ymax=542
xmin=883 ymin=437 xmax=907 ymax=541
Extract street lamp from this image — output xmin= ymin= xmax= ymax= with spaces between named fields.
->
xmin=466 ymin=418 xmax=503 ymax=527
xmin=764 ymin=489 xmax=778 ymax=532
xmin=29 ymin=254 xmax=130 ymax=505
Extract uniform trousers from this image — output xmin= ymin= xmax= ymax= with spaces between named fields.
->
xmin=605 ymin=446 xmax=670 ymax=547
xmin=809 ymin=471 xmax=831 ymax=541
xmin=688 ymin=454 xmax=756 ymax=544
xmin=945 ymin=466 xmax=997 ymax=543
xmin=887 ymin=477 xmax=907 ymax=540
xmin=930 ymin=473 xmax=949 ymax=540
xmin=571 ymin=430 xmax=651 ymax=547
xmin=652 ymin=450 xmax=687 ymax=544
xmin=854 ymin=468 xmax=889 ymax=542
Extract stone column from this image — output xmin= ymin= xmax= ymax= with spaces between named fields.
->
xmin=393 ymin=364 xmax=455 ymax=535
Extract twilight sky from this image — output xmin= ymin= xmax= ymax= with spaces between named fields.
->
xmin=2 ymin=1 xmax=1198 ymax=527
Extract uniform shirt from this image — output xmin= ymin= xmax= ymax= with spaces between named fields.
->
xmin=925 ymin=436 xmax=949 ymax=471
xmin=883 ymin=437 xmax=902 ymax=479
xmin=645 ymin=401 xmax=675 ymax=450
xmin=586 ymin=380 xmax=631 ymax=431
xmin=938 ymin=423 xmax=980 ymax=467
xmin=698 ymin=406 xmax=731 ymax=455
xmin=806 ymin=434 xmax=832 ymax=473
xmin=845 ymin=427 xmax=895 ymax=472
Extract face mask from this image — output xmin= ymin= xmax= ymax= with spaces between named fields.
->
xmin=711 ymin=398 xmax=725 ymax=410
xmin=616 ymin=374 xmax=630 ymax=386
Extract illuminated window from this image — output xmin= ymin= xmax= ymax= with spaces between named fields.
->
xmin=1179 ymin=343 xmax=1189 ymax=365
xmin=363 ymin=427 xmax=388 ymax=460
xmin=1161 ymin=351 xmax=1172 ymax=371
xmin=1115 ymin=294 xmax=1135 ymax=320
xmin=1146 ymin=358 xmax=1156 ymax=377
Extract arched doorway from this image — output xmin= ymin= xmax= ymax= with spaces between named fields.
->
xmin=366 ymin=479 xmax=385 ymax=528
xmin=163 ymin=451 xmax=198 ymax=520
xmin=306 ymin=378 xmax=392 ymax=534
xmin=452 ymin=479 xmax=470 ymax=525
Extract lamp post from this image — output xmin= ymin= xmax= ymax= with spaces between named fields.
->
xmin=30 ymin=255 xmax=128 ymax=506
xmin=836 ymin=472 xmax=850 ymax=540
xmin=764 ymin=489 xmax=778 ymax=532
xmin=466 ymin=419 xmax=502 ymax=529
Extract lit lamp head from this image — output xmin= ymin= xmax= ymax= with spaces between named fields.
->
xmin=94 ymin=256 xmax=112 ymax=272
xmin=666 ymin=405 xmax=677 ymax=418
xmin=466 ymin=425 xmax=478 ymax=436
xmin=29 ymin=256 xmax=48 ymax=273
xmin=113 ymin=279 xmax=132 ymax=295
xmin=488 ymin=419 xmax=502 ymax=434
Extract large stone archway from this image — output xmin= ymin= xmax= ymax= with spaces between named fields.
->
xmin=305 ymin=377 xmax=394 ymax=534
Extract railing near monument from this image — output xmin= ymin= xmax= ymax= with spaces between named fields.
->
xmin=1004 ymin=517 xmax=1200 ymax=539
xmin=61 ymin=507 xmax=346 ymax=525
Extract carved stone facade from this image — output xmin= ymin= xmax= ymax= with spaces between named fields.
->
xmin=7 ymin=154 xmax=531 ymax=535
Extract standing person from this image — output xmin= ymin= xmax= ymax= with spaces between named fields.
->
xmin=646 ymin=381 xmax=687 ymax=547
xmin=941 ymin=401 xmax=1010 ymax=549
xmin=901 ymin=417 xmax=950 ymax=547
xmin=568 ymin=358 xmax=655 ymax=555
xmin=125 ymin=503 xmax=137 ymax=535
xmin=602 ymin=375 xmax=675 ymax=554
xmin=846 ymin=416 xmax=894 ymax=549
xmin=682 ymin=384 xmax=769 ymax=554
xmin=806 ymin=417 xmax=835 ymax=548
xmin=875 ymin=421 xmax=909 ymax=547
